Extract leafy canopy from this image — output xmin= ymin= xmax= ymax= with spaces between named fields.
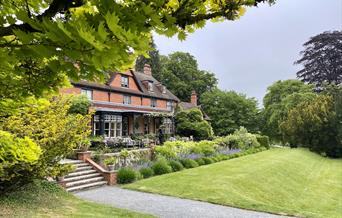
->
xmin=159 ymin=52 xmax=218 ymax=102
xmin=295 ymin=31 xmax=342 ymax=88
xmin=0 ymin=0 xmax=274 ymax=99
xmin=262 ymin=80 xmax=315 ymax=140
xmin=201 ymin=89 xmax=259 ymax=136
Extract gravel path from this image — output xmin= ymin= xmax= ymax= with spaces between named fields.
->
xmin=75 ymin=186 xmax=291 ymax=218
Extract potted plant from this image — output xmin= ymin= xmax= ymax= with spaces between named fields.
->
xmin=104 ymin=156 xmax=117 ymax=171
xmin=56 ymin=164 xmax=76 ymax=182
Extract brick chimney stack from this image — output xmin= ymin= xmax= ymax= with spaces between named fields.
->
xmin=143 ymin=64 xmax=152 ymax=76
xmin=191 ymin=90 xmax=197 ymax=106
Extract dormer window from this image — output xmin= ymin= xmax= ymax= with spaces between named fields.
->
xmin=121 ymin=75 xmax=129 ymax=88
xmin=162 ymin=86 xmax=167 ymax=94
xmin=148 ymin=81 xmax=153 ymax=92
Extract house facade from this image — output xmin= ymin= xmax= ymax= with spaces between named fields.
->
xmin=61 ymin=64 xmax=180 ymax=139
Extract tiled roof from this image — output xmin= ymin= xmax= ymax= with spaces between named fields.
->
xmin=72 ymin=71 xmax=180 ymax=102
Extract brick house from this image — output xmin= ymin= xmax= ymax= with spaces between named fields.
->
xmin=61 ymin=64 xmax=180 ymax=139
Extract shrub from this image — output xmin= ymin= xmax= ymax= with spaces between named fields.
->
xmin=168 ymin=160 xmax=184 ymax=172
xmin=0 ymin=96 xmax=91 ymax=179
xmin=0 ymin=131 xmax=42 ymax=192
xmin=117 ymin=168 xmax=137 ymax=184
xmin=68 ymin=94 xmax=91 ymax=115
xmin=202 ymin=157 xmax=214 ymax=165
xmin=211 ymin=157 xmax=220 ymax=162
xmin=256 ymin=135 xmax=270 ymax=149
xmin=139 ymin=167 xmax=154 ymax=179
xmin=195 ymin=158 xmax=205 ymax=166
xmin=224 ymin=127 xmax=260 ymax=150
xmin=151 ymin=159 xmax=172 ymax=175
xmin=191 ymin=140 xmax=217 ymax=156
xmin=175 ymin=108 xmax=214 ymax=140
xmin=180 ymin=159 xmax=199 ymax=168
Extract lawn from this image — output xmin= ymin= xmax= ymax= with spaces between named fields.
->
xmin=0 ymin=180 xmax=153 ymax=218
xmin=125 ymin=148 xmax=342 ymax=218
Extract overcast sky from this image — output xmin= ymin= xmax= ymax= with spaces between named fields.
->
xmin=153 ymin=0 xmax=342 ymax=105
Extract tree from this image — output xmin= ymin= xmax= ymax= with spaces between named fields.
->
xmin=201 ymin=89 xmax=259 ymax=136
xmin=0 ymin=0 xmax=274 ymax=100
xmin=280 ymin=95 xmax=342 ymax=157
xmin=295 ymin=31 xmax=342 ymax=88
xmin=262 ymin=80 xmax=315 ymax=140
xmin=135 ymin=38 xmax=162 ymax=81
xmin=159 ymin=52 xmax=217 ymax=102
xmin=175 ymin=108 xmax=213 ymax=140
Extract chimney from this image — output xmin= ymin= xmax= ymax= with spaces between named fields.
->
xmin=143 ymin=64 xmax=152 ymax=76
xmin=191 ymin=90 xmax=197 ymax=106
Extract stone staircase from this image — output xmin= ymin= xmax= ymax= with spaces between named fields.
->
xmin=62 ymin=160 xmax=107 ymax=192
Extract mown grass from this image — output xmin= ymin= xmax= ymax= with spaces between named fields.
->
xmin=0 ymin=180 xmax=153 ymax=218
xmin=125 ymin=148 xmax=342 ymax=218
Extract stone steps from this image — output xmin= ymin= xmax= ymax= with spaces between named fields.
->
xmin=62 ymin=160 xmax=106 ymax=192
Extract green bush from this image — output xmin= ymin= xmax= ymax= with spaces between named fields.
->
xmin=0 ymin=131 xmax=42 ymax=192
xmin=117 ymin=168 xmax=137 ymax=184
xmin=68 ymin=94 xmax=91 ymax=115
xmin=139 ymin=167 xmax=154 ymax=179
xmin=202 ymin=157 xmax=214 ymax=165
xmin=191 ymin=140 xmax=217 ymax=156
xmin=195 ymin=158 xmax=205 ymax=166
xmin=256 ymin=134 xmax=270 ymax=149
xmin=152 ymin=159 xmax=172 ymax=175
xmin=168 ymin=160 xmax=184 ymax=172
xmin=180 ymin=159 xmax=199 ymax=168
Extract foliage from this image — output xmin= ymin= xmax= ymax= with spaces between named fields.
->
xmin=280 ymin=95 xmax=342 ymax=157
xmin=295 ymin=31 xmax=342 ymax=88
xmin=180 ymin=159 xmax=199 ymax=169
xmin=117 ymin=168 xmax=137 ymax=184
xmin=0 ymin=0 xmax=273 ymax=100
xmin=190 ymin=140 xmax=217 ymax=156
xmin=262 ymin=80 xmax=315 ymax=140
xmin=0 ymin=131 xmax=41 ymax=192
xmin=168 ymin=160 xmax=184 ymax=172
xmin=201 ymin=89 xmax=259 ymax=136
xmin=104 ymin=157 xmax=117 ymax=166
xmin=139 ymin=167 xmax=154 ymax=179
xmin=255 ymin=135 xmax=270 ymax=149
xmin=135 ymin=38 xmax=162 ymax=80
xmin=175 ymin=108 xmax=213 ymax=140
xmin=151 ymin=159 xmax=172 ymax=175
xmin=223 ymin=127 xmax=260 ymax=150
xmin=195 ymin=158 xmax=205 ymax=166
xmin=202 ymin=157 xmax=214 ymax=165
xmin=68 ymin=94 xmax=91 ymax=115
xmin=158 ymin=52 xmax=217 ymax=102
xmin=0 ymin=96 xmax=91 ymax=179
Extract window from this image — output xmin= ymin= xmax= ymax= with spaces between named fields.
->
xmin=93 ymin=115 xmax=100 ymax=136
xmin=148 ymin=81 xmax=153 ymax=92
xmin=121 ymin=75 xmax=129 ymax=88
xmin=81 ymin=89 xmax=93 ymax=100
xmin=123 ymin=95 xmax=131 ymax=104
xmin=104 ymin=115 xmax=122 ymax=138
xmin=163 ymin=118 xmax=172 ymax=134
xmin=151 ymin=98 xmax=157 ymax=108
xmin=162 ymin=86 xmax=167 ymax=94
xmin=167 ymin=101 xmax=173 ymax=110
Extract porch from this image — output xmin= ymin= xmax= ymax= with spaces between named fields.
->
xmin=92 ymin=111 xmax=175 ymax=145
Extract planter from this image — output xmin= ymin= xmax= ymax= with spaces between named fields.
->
xmin=107 ymin=165 xmax=115 ymax=171
xmin=77 ymin=151 xmax=92 ymax=161
xmin=57 ymin=176 xmax=65 ymax=182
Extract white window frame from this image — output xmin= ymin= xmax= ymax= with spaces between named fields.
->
xmin=93 ymin=115 xmax=100 ymax=136
xmin=121 ymin=75 xmax=129 ymax=88
xmin=123 ymin=95 xmax=131 ymax=105
xmin=163 ymin=118 xmax=172 ymax=134
xmin=148 ymin=81 xmax=153 ymax=92
xmin=81 ymin=89 xmax=93 ymax=100
xmin=104 ymin=115 xmax=122 ymax=138
xmin=167 ymin=101 xmax=173 ymax=110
